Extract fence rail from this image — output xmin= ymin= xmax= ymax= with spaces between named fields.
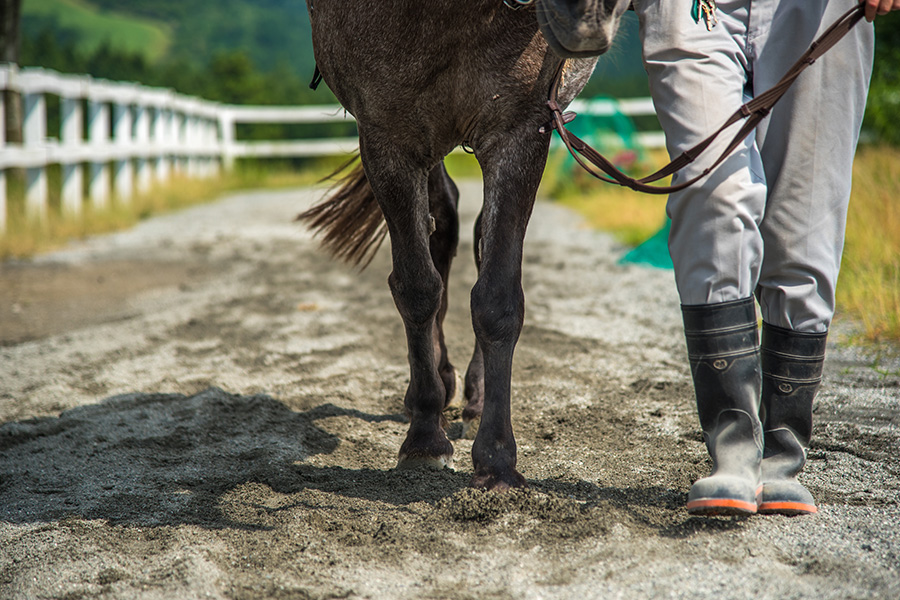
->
xmin=0 ymin=64 xmax=662 ymax=234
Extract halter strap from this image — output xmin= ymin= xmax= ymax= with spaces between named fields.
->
xmin=546 ymin=3 xmax=867 ymax=195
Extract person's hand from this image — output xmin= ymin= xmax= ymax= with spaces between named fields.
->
xmin=860 ymin=0 xmax=900 ymax=22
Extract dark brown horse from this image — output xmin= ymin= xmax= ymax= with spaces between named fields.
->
xmin=537 ymin=0 xmax=629 ymax=58
xmin=300 ymin=0 xmax=629 ymax=490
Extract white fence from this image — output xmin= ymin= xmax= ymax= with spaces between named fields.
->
xmin=0 ymin=64 xmax=661 ymax=234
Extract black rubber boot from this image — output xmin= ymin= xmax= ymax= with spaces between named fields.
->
xmin=757 ymin=322 xmax=827 ymax=515
xmin=682 ymin=298 xmax=763 ymax=516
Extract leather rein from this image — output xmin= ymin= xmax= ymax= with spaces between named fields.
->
xmin=545 ymin=4 xmax=867 ymax=195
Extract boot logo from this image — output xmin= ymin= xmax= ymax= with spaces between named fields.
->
xmin=778 ymin=382 xmax=794 ymax=393
xmin=713 ymin=359 xmax=728 ymax=370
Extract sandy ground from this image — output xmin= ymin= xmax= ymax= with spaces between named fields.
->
xmin=0 ymin=182 xmax=898 ymax=600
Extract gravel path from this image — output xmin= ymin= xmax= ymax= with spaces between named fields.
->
xmin=1 ymin=182 xmax=898 ymax=599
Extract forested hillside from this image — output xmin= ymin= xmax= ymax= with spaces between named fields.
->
xmin=23 ymin=0 xmax=172 ymax=62
xmin=21 ymin=0 xmax=324 ymax=105
xmin=77 ymin=0 xmax=315 ymax=75
xmin=23 ymin=0 xmax=316 ymax=75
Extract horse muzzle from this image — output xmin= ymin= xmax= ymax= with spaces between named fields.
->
xmin=535 ymin=0 xmax=629 ymax=58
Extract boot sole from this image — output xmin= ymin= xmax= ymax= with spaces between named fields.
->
xmin=757 ymin=501 xmax=817 ymax=515
xmin=687 ymin=498 xmax=758 ymax=516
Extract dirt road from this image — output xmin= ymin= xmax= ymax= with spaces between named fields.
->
xmin=1 ymin=183 xmax=898 ymax=599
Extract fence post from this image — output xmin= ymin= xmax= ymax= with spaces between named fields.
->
xmin=204 ymin=116 xmax=217 ymax=177
xmin=134 ymin=103 xmax=151 ymax=194
xmin=219 ymin=109 xmax=235 ymax=172
xmin=0 ymin=90 xmax=6 ymax=234
xmin=185 ymin=112 xmax=198 ymax=177
xmin=23 ymin=92 xmax=47 ymax=223
xmin=174 ymin=110 xmax=186 ymax=175
xmin=88 ymin=99 xmax=110 ymax=210
xmin=61 ymin=97 xmax=84 ymax=217
xmin=211 ymin=116 xmax=222 ymax=175
xmin=202 ymin=117 xmax=211 ymax=177
xmin=154 ymin=106 xmax=172 ymax=183
xmin=112 ymin=102 xmax=133 ymax=202
xmin=196 ymin=114 xmax=204 ymax=177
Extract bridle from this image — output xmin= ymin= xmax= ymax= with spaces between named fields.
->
xmin=544 ymin=4 xmax=868 ymax=195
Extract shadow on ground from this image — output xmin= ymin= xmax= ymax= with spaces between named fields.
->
xmin=0 ymin=388 xmax=423 ymax=529
xmin=0 ymin=387 xmax=711 ymax=536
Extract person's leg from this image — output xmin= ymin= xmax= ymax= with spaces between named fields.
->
xmin=753 ymin=0 xmax=874 ymax=332
xmin=636 ymin=0 xmax=765 ymax=305
xmin=681 ymin=297 xmax=763 ymax=515
xmin=752 ymin=0 xmax=875 ymax=514
xmin=757 ymin=322 xmax=826 ymax=514
xmin=636 ymin=0 xmax=764 ymax=514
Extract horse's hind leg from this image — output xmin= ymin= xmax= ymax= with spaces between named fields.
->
xmin=469 ymin=127 xmax=549 ymax=490
xmin=428 ymin=163 xmax=460 ymax=408
xmin=359 ymin=132 xmax=453 ymax=468
xmin=463 ymin=211 xmax=485 ymax=433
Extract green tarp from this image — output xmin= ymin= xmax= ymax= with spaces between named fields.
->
xmin=618 ymin=219 xmax=673 ymax=270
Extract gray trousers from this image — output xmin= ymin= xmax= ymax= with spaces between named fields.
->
xmin=634 ymin=0 xmax=874 ymax=332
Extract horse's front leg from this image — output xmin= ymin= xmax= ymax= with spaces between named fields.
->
xmin=359 ymin=132 xmax=453 ymax=469
xmin=469 ymin=128 xmax=549 ymax=490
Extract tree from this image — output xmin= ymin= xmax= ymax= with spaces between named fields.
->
xmin=865 ymin=13 xmax=900 ymax=146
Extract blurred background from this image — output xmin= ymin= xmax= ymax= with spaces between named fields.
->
xmin=2 ymin=1 xmax=898 ymax=342
xmin=11 ymin=1 xmax=897 ymax=142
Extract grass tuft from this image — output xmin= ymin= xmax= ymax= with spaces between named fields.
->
xmin=839 ymin=145 xmax=900 ymax=344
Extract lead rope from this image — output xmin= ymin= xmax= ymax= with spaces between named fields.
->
xmin=546 ymin=3 xmax=867 ymax=195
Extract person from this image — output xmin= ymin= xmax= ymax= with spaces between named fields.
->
xmin=629 ymin=0 xmax=899 ymax=515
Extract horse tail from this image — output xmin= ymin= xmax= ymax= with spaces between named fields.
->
xmin=297 ymin=156 xmax=387 ymax=270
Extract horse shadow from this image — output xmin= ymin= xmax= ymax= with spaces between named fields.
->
xmin=0 ymin=386 xmax=734 ymax=534
xmin=0 ymin=387 xmax=456 ymax=530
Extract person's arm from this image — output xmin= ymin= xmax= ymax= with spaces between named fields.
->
xmin=861 ymin=0 xmax=900 ymax=22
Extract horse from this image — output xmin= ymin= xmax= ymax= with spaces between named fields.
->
xmin=536 ymin=0 xmax=630 ymax=58
xmin=299 ymin=0 xmax=630 ymax=491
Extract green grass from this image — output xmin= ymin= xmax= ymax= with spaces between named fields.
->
xmin=838 ymin=145 xmax=900 ymax=344
xmin=23 ymin=0 xmax=172 ymax=62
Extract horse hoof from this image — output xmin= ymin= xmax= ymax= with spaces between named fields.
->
xmin=469 ymin=469 xmax=527 ymax=491
xmin=398 ymin=423 xmax=454 ymax=470
xmin=396 ymin=453 xmax=452 ymax=470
